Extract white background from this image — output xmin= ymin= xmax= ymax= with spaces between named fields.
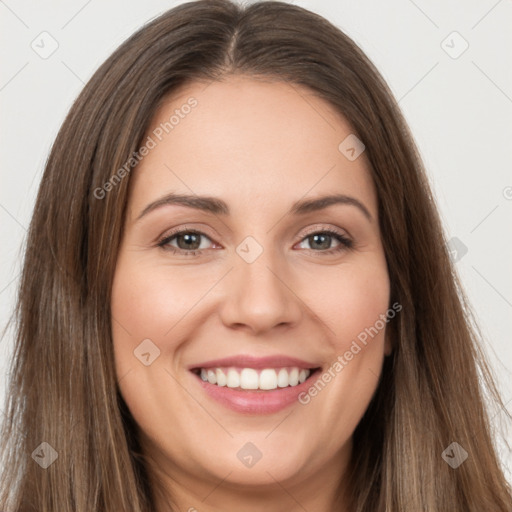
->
xmin=1 ymin=0 xmax=511 ymax=483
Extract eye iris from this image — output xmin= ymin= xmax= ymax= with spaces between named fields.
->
xmin=309 ymin=233 xmax=331 ymax=250
xmin=177 ymin=233 xmax=201 ymax=250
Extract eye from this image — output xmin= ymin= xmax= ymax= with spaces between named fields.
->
xmin=156 ymin=227 xmax=353 ymax=256
xmin=295 ymin=228 xmax=353 ymax=255
xmin=157 ymin=229 xmax=214 ymax=256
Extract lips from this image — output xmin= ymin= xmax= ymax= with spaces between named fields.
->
xmin=188 ymin=354 xmax=320 ymax=371
xmin=188 ymin=354 xmax=322 ymax=414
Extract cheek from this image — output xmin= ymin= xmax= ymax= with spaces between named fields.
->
xmin=110 ymin=257 xmax=223 ymax=392
xmin=110 ymin=261 xmax=179 ymax=379
xmin=309 ymin=258 xmax=390 ymax=348
xmin=297 ymin=260 xmax=390 ymax=453
xmin=111 ymin=261 xmax=201 ymax=344
xmin=109 ymin=261 xmax=198 ymax=440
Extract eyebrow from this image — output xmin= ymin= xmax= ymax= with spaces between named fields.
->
xmin=135 ymin=192 xmax=372 ymax=222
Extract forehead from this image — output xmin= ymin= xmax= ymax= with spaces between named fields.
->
xmin=126 ymin=75 xmax=377 ymax=220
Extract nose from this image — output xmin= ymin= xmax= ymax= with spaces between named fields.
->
xmin=218 ymin=246 xmax=303 ymax=335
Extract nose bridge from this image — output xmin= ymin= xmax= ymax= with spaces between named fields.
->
xmin=219 ymin=234 xmax=301 ymax=333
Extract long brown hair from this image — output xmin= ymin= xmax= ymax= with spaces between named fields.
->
xmin=1 ymin=1 xmax=510 ymax=510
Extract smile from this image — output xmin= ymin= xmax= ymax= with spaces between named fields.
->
xmin=188 ymin=354 xmax=322 ymax=414
xmin=194 ymin=366 xmax=312 ymax=390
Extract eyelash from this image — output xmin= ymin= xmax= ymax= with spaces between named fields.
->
xmin=156 ymin=227 xmax=353 ymax=257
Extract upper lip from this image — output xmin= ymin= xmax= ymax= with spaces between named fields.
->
xmin=188 ymin=354 xmax=321 ymax=371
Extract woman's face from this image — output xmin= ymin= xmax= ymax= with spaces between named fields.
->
xmin=111 ymin=75 xmax=391 ymax=504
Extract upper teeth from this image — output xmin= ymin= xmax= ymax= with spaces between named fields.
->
xmin=199 ymin=367 xmax=311 ymax=390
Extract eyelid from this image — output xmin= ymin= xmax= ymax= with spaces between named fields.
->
xmin=298 ymin=224 xmax=351 ymax=240
xmin=156 ymin=224 xmax=218 ymax=244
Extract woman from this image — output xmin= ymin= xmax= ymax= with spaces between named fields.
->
xmin=0 ymin=0 xmax=510 ymax=510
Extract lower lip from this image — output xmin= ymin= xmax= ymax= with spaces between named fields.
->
xmin=191 ymin=369 xmax=320 ymax=414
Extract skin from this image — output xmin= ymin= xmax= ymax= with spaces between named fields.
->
xmin=111 ymin=75 xmax=392 ymax=512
